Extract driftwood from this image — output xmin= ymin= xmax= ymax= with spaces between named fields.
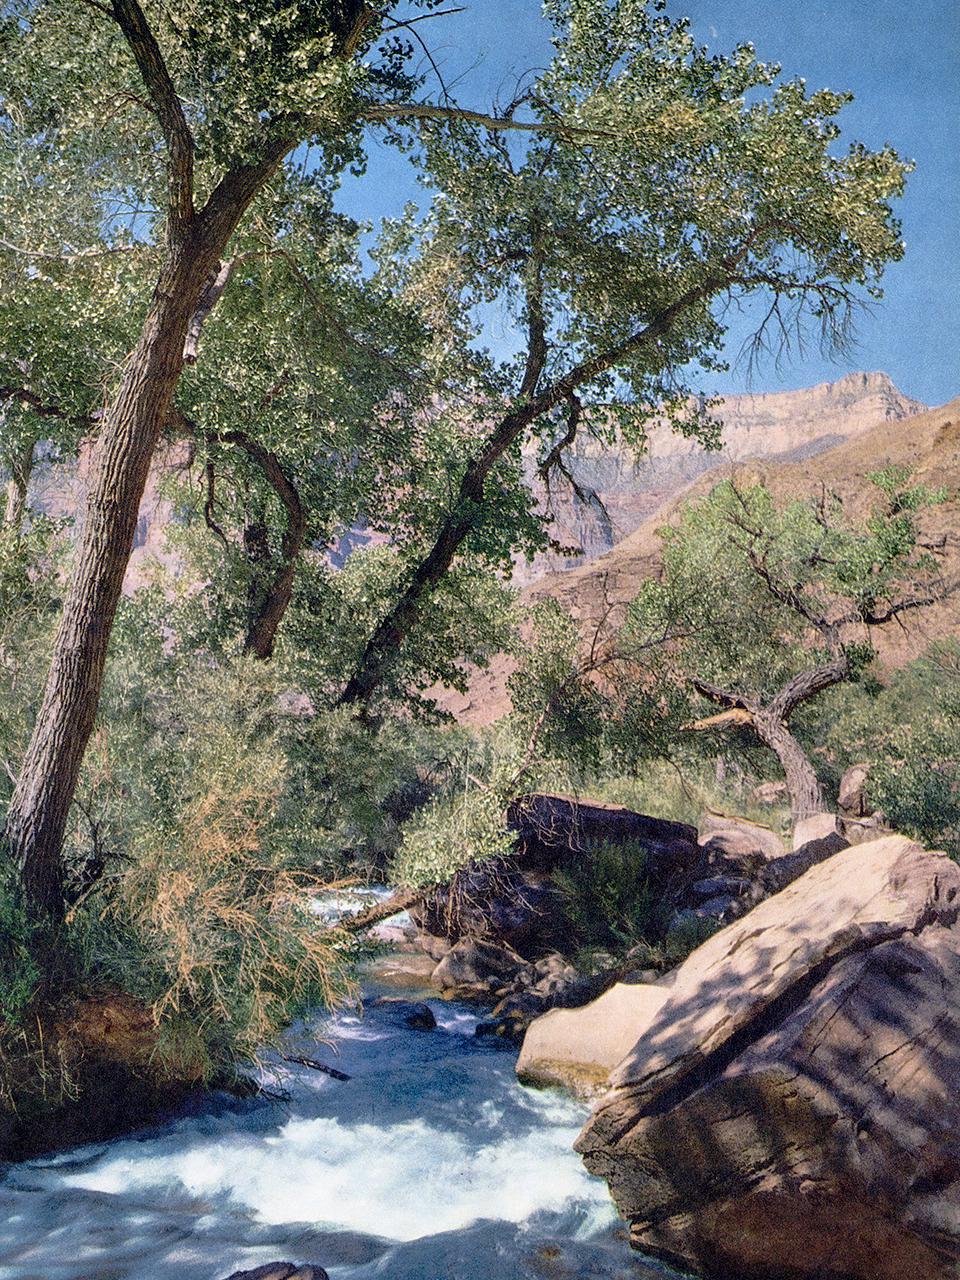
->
xmin=336 ymin=888 xmax=420 ymax=933
xmin=281 ymin=1054 xmax=351 ymax=1081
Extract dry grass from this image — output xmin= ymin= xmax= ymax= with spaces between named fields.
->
xmin=108 ymin=775 xmax=356 ymax=1070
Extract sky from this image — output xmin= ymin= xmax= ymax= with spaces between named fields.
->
xmin=340 ymin=0 xmax=959 ymax=408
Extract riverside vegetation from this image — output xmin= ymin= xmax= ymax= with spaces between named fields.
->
xmin=0 ymin=0 xmax=953 ymax=1152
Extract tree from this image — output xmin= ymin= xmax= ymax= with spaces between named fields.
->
xmin=0 ymin=0 xmax=909 ymax=922
xmin=336 ymin=0 xmax=910 ymax=705
xmin=0 ymin=0 xmax=404 ymax=918
xmin=616 ymin=472 xmax=952 ymax=823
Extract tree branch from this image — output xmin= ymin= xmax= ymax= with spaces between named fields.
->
xmin=183 ymin=259 xmax=235 ymax=363
xmin=337 ymin=272 xmax=725 ymax=707
xmin=360 ymin=103 xmax=615 ymax=139
xmin=110 ymin=0 xmax=195 ymax=229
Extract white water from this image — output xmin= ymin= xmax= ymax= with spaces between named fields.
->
xmin=0 ymin=981 xmax=685 ymax=1280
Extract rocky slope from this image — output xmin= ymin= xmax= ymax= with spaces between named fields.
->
xmin=515 ymin=371 xmax=925 ymax=585
xmin=438 ymin=384 xmax=959 ymax=724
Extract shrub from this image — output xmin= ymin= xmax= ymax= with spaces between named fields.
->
xmin=391 ymin=786 xmax=515 ymax=889
xmin=0 ymin=874 xmax=41 ymax=1024
xmin=553 ymin=837 xmax=664 ymax=956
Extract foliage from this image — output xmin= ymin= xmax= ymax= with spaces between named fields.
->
xmin=0 ymin=0 xmax=923 ymax=1101
xmin=553 ymin=837 xmax=661 ymax=955
xmin=0 ymin=872 xmax=41 ymax=1023
xmin=391 ymin=784 xmax=515 ymax=889
xmin=800 ymin=642 xmax=960 ymax=858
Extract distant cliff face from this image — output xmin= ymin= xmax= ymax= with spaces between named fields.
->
xmin=515 ymin=372 xmax=926 ymax=585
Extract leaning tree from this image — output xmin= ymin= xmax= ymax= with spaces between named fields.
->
xmin=616 ymin=473 xmax=953 ymax=824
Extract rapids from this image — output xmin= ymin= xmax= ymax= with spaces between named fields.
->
xmin=0 ymin=980 xmax=685 ymax=1280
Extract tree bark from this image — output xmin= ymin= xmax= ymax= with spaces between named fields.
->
xmin=222 ymin=431 xmax=305 ymax=661
xmin=692 ymin=653 xmax=848 ymax=826
xmin=4 ymin=241 xmax=223 ymax=918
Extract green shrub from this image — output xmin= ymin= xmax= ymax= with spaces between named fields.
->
xmin=553 ymin=837 xmax=664 ymax=956
xmin=0 ymin=874 xmax=41 ymax=1023
xmin=391 ymin=786 xmax=515 ymax=889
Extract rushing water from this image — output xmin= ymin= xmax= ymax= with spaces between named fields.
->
xmin=0 ymin=977 xmax=686 ymax=1280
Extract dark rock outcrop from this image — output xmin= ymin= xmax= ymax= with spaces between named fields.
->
xmin=409 ymin=794 xmax=699 ymax=966
xmin=223 ymin=1265 xmax=329 ymax=1280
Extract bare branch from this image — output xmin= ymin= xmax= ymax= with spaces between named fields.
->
xmin=360 ymin=103 xmax=615 ymax=139
xmin=203 ymin=461 xmax=229 ymax=547
xmin=183 ymin=259 xmax=235 ymax=363
xmin=380 ymin=9 xmax=467 ymax=34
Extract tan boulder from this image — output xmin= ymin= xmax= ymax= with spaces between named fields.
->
xmin=515 ymin=980 xmax=672 ymax=1093
xmin=569 ymin=835 xmax=960 ymax=1279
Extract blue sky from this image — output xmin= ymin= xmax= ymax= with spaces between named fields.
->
xmin=343 ymin=0 xmax=958 ymax=407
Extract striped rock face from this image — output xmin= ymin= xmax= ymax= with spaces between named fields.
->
xmin=566 ymin=836 xmax=960 ymax=1280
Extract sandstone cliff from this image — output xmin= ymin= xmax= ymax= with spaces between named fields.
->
xmin=515 ymin=371 xmax=925 ymax=586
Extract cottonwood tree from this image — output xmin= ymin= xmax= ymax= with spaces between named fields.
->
xmin=1 ymin=0 xmax=419 ymax=918
xmin=617 ymin=473 xmax=952 ymax=823
xmin=1 ymin=0 xmax=910 ymax=921
xmin=335 ymin=0 xmax=910 ymax=706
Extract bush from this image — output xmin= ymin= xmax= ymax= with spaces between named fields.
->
xmin=391 ymin=786 xmax=515 ymax=889
xmin=0 ymin=874 xmax=41 ymax=1023
xmin=553 ymin=837 xmax=664 ymax=956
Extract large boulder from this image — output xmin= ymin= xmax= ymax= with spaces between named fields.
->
xmin=517 ymin=978 xmax=673 ymax=1092
xmin=410 ymin=796 xmax=699 ymax=961
xmin=507 ymin=792 xmax=700 ymax=884
xmin=523 ymin=835 xmax=960 ymax=1279
xmin=409 ymin=859 xmax=566 ymax=959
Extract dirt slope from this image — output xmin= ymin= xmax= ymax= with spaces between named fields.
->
xmin=444 ymin=393 xmax=960 ymax=724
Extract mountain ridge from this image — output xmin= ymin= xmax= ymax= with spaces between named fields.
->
xmin=440 ymin=383 xmax=959 ymax=725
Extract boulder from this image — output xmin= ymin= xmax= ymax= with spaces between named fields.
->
xmin=223 ymin=1265 xmax=329 ymax=1280
xmin=368 ymin=997 xmax=437 ymax=1030
xmin=506 ymin=792 xmax=700 ymax=884
xmin=517 ymin=979 xmax=672 ymax=1093
xmin=837 ymin=761 xmax=872 ymax=817
xmin=431 ymin=938 xmax=530 ymax=990
xmin=410 ymin=859 xmax=567 ymax=958
xmin=791 ymin=809 xmax=842 ymax=851
xmin=566 ymin=835 xmax=960 ymax=1279
xmin=410 ymin=797 xmax=699 ymax=963
xmin=696 ymin=813 xmax=786 ymax=868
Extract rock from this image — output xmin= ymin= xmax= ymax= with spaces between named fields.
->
xmin=517 ymin=980 xmax=673 ymax=1093
xmin=430 ymin=938 xmax=529 ymax=990
xmin=410 ymin=795 xmax=699 ymax=966
xmin=724 ymin=824 xmax=850 ymax=919
xmin=417 ymin=932 xmax=453 ymax=962
xmin=569 ymin=835 xmax=960 ymax=1279
xmin=507 ymin=792 xmax=700 ymax=885
xmin=410 ymin=859 xmax=567 ymax=958
xmin=367 ymin=951 xmax=438 ymax=987
xmin=689 ymin=874 xmax=752 ymax=900
xmin=369 ymin=997 xmax=437 ymax=1030
xmin=223 ymin=1265 xmax=329 ymax=1280
xmin=791 ymin=809 xmax=841 ymax=851
xmin=696 ymin=813 xmax=786 ymax=866
xmin=837 ymin=760 xmax=872 ymax=817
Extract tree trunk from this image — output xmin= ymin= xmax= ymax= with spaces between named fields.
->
xmin=692 ymin=654 xmax=848 ymax=827
xmin=751 ymin=710 xmax=827 ymax=826
xmin=4 ymin=242 xmax=221 ymax=919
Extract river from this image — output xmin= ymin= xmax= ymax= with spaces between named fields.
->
xmin=0 ymin=974 xmax=687 ymax=1280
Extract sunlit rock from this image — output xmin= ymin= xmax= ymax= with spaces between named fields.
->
xmin=570 ymin=835 xmax=960 ymax=1280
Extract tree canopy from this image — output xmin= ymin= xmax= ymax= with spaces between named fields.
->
xmin=0 ymin=0 xmax=910 ymax=921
